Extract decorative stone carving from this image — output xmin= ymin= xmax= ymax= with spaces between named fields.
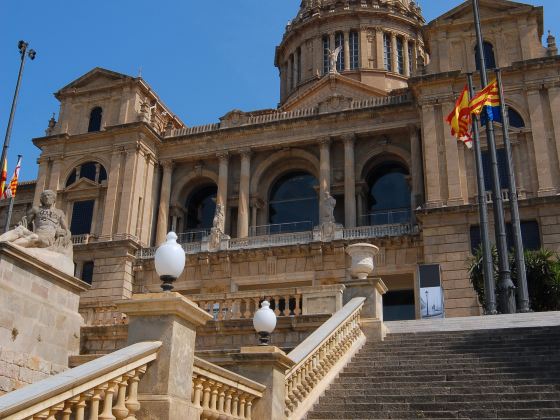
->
xmin=0 ymin=190 xmax=74 ymax=275
xmin=208 ymin=204 xmax=230 ymax=252
xmin=327 ymin=46 xmax=342 ymax=74
xmin=346 ymin=243 xmax=380 ymax=280
xmin=321 ymin=191 xmax=336 ymax=224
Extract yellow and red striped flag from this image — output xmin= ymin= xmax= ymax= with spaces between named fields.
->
xmin=469 ymin=79 xmax=500 ymax=116
xmin=445 ymin=85 xmax=473 ymax=148
xmin=2 ymin=156 xmax=22 ymax=200
xmin=0 ymin=158 xmax=7 ymax=197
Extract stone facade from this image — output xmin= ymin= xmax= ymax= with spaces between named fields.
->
xmin=5 ymin=0 xmax=560 ymax=324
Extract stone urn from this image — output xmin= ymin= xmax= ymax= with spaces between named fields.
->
xmin=346 ymin=243 xmax=380 ymax=280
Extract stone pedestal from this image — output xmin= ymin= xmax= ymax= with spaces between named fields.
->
xmin=116 ymin=292 xmax=213 ymax=420
xmin=0 ymin=242 xmax=89 ymax=394
xmin=231 ymin=346 xmax=295 ymax=420
xmin=343 ymin=277 xmax=387 ymax=340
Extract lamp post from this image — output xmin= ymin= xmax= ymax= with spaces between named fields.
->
xmin=154 ymin=232 xmax=185 ymax=291
xmin=425 ymin=290 xmax=429 ymax=317
xmin=1 ymin=41 xmax=36 ymax=193
xmin=253 ymin=301 xmax=277 ymax=345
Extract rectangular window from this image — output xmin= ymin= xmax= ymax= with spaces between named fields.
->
xmin=383 ymin=33 xmax=392 ymax=71
xmin=70 ymin=200 xmax=95 ymax=235
xmin=335 ymin=32 xmax=344 ymax=72
xmin=350 ymin=31 xmax=359 ymax=69
xmin=470 ymin=221 xmax=541 ymax=254
xmin=289 ymin=54 xmax=294 ymax=91
xmin=397 ymin=37 xmax=404 ymax=74
xmin=296 ymin=48 xmax=302 ymax=83
xmin=323 ymin=35 xmax=330 ymax=75
xmin=81 ymin=261 xmax=94 ymax=285
xmin=481 ymin=148 xmax=510 ymax=191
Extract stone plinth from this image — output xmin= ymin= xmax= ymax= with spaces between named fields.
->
xmin=231 ymin=346 xmax=295 ymax=420
xmin=343 ymin=277 xmax=388 ymax=340
xmin=0 ymin=242 xmax=89 ymax=395
xmin=116 ymin=292 xmax=213 ymax=420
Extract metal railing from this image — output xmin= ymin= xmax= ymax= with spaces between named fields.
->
xmin=343 ymin=223 xmax=419 ymax=240
xmin=178 ymin=229 xmax=211 ymax=243
xmin=250 ymin=221 xmax=313 ymax=236
xmin=359 ymin=208 xmax=411 ymax=226
xmin=229 ymin=231 xmax=314 ymax=250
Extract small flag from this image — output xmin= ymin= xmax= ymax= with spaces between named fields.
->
xmin=469 ymin=79 xmax=500 ymax=119
xmin=2 ymin=156 xmax=21 ymax=200
xmin=0 ymin=158 xmax=7 ymax=197
xmin=445 ymin=85 xmax=473 ymax=149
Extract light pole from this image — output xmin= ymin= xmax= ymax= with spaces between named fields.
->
xmin=1 ymin=41 xmax=36 ymax=195
xmin=425 ymin=290 xmax=429 ymax=317
xmin=253 ymin=301 xmax=277 ymax=345
xmin=154 ymin=232 xmax=185 ymax=291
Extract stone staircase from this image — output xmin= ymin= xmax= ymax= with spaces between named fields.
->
xmin=307 ymin=323 xmax=560 ymax=419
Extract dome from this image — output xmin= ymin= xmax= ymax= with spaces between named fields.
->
xmin=276 ymin=0 xmax=426 ymax=107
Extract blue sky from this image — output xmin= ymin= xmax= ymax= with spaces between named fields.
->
xmin=1 ymin=1 xmax=559 ymax=181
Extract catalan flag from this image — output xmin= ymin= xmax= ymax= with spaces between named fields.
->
xmin=0 ymin=158 xmax=7 ymax=197
xmin=2 ymin=156 xmax=22 ymax=200
xmin=445 ymin=85 xmax=473 ymax=149
xmin=469 ymin=79 xmax=501 ymax=126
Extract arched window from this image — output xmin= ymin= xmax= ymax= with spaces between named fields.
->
xmin=323 ymin=35 xmax=330 ymax=75
xmin=65 ymin=161 xmax=107 ymax=187
xmin=185 ymin=185 xmax=217 ymax=231
xmin=269 ymin=172 xmax=318 ymax=232
xmin=383 ymin=33 xmax=392 ymax=71
xmin=475 ymin=41 xmax=496 ymax=70
xmin=365 ymin=162 xmax=411 ymax=226
xmin=88 ymin=107 xmax=103 ymax=132
xmin=349 ymin=31 xmax=359 ymax=70
xmin=507 ymin=107 xmax=525 ymax=128
xmin=335 ymin=32 xmax=345 ymax=72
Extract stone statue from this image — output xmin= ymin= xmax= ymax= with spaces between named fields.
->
xmin=212 ymin=203 xmax=225 ymax=233
xmin=322 ymin=191 xmax=336 ymax=224
xmin=327 ymin=46 xmax=342 ymax=74
xmin=0 ymin=190 xmax=74 ymax=275
xmin=208 ymin=203 xmax=228 ymax=252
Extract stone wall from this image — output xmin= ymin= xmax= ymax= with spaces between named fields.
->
xmin=0 ymin=243 xmax=89 ymax=395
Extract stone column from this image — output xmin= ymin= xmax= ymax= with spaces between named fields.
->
xmin=420 ymin=104 xmax=443 ymax=207
xmin=547 ymin=86 xmax=560 ymax=181
xmin=343 ymin=30 xmax=350 ymax=71
xmin=375 ymin=28 xmax=384 ymax=70
xmin=527 ymin=89 xmax=556 ymax=196
xmin=319 ymin=138 xmax=331 ymax=222
xmin=231 ymin=347 xmax=295 ymax=420
xmin=391 ymin=32 xmax=398 ymax=72
xmin=287 ymin=57 xmax=293 ymax=92
xmin=48 ymin=159 xmax=62 ymax=193
xmin=33 ymin=159 xmax=49 ymax=207
xmin=116 ymin=293 xmax=213 ymax=420
xmin=237 ymin=150 xmax=251 ymax=238
xmin=409 ymin=125 xmax=424 ymax=208
xmin=343 ymin=134 xmax=357 ymax=228
xmin=403 ymin=38 xmax=410 ymax=77
xmin=156 ymin=161 xmax=174 ymax=245
xmin=117 ymin=149 xmax=140 ymax=234
xmin=217 ymin=152 xmax=229 ymax=211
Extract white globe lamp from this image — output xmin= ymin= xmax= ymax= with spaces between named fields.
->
xmin=154 ymin=232 xmax=185 ymax=292
xmin=253 ymin=301 xmax=277 ymax=345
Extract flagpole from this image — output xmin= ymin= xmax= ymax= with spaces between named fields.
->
xmin=472 ymin=0 xmax=516 ymax=313
xmin=495 ymin=69 xmax=530 ymax=312
xmin=467 ymin=74 xmax=497 ymax=315
xmin=4 ymin=154 xmax=22 ymax=233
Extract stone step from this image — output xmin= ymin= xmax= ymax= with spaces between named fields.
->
xmin=340 ymin=366 xmax=560 ymax=377
xmin=308 ymin=408 xmax=560 ymax=419
xmin=331 ymin=377 xmax=559 ymax=388
xmin=347 ymin=359 xmax=560 ymax=370
xmin=323 ymin=384 xmax=560 ymax=396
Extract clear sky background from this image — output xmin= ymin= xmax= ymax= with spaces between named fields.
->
xmin=1 ymin=0 xmax=559 ymax=181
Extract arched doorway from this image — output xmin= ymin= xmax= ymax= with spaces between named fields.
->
xmin=265 ymin=171 xmax=319 ymax=235
xmin=364 ymin=162 xmax=411 ymax=226
xmin=183 ymin=184 xmax=217 ymax=241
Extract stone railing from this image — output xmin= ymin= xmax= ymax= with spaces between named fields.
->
xmin=485 ymin=188 xmax=511 ymax=203
xmin=229 ymin=231 xmax=314 ymax=250
xmin=0 ymin=341 xmax=161 ymax=420
xmin=343 ymin=223 xmax=419 ymax=240
xmin=71 ymin=234 xmax=92 ymax=245
xmin=284 ymin=297 xmax=366 ymax=419
xmin=191 ymin=284 xmax=345 ymax=320
xmin=166 ymin=94 xmax=411 ymax=138
xmin=192 ymin=356 xmax=265 ymax=420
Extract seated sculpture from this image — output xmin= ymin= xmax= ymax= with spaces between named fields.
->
xmin=0 ymin=190 xmax=72 ymax=258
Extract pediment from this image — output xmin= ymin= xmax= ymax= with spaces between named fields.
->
xmin=281 ymin=73 xmax=387 ymax=112
xmin=430 ymin=0 xmax=536 ymax=26
xmin=56 ymin=67 xmax=134 ymax=97
xmin=63 ymin=177 xmax=102 ymax=192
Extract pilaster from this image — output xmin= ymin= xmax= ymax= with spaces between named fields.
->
xmin=117 ymin=148 xmax=140 ymax=234
xmin=343 ymin=134 xmax=356 ymax=228
xmin=420 ymin=104 xmax=443 ymax=207
xmin=237 ymin=149 xmax=251 ymax=238
xmin=155 ymin=160 xmax=174 ymax=245
xmin=547 ymin=86 xmax=560 ymax=182
xmin=102 ymin=149 xmax=124 ymax=236
xmin=375 ymin=28 xmax=384 ymax=70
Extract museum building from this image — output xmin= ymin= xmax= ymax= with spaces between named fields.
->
xmin=4 ymin=0 xmax=560 ymax=324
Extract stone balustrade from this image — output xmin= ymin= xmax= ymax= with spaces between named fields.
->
xmin=192 ymin=284 xmax=345 ymax=320
xmin=284 ymin=297 xmax=366 ymax=419
xmin=0 ymin=341 xmax=161 ymax=420
xmin=343 ymin=223 xmax=419 ymax=240
xmin=191 ymin=356 xmax=265 ymax=420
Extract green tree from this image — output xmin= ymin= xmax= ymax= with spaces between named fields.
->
xmin=468 ymin=247 xmax=560 ymax=312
